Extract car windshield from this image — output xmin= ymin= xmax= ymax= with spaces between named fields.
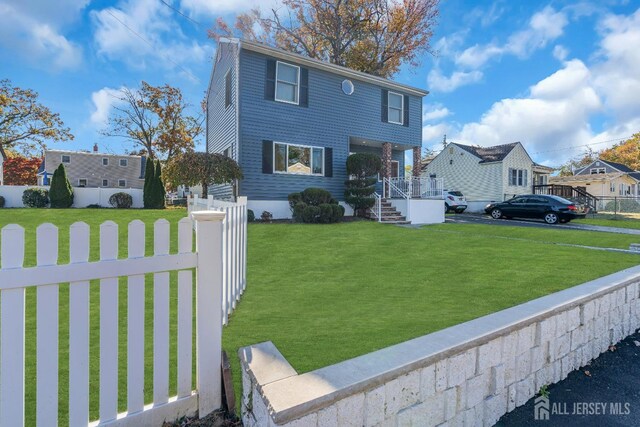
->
xmin=448 ymin=191 xmax=464 ymax=196
xmin=547 ymin=195 xmax=573 ymax=204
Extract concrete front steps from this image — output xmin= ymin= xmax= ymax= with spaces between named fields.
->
xmin=368 ymin=199 xmax=411 ymax=224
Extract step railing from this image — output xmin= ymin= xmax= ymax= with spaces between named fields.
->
xmin=384 ymin=177 xmax=444 ymax=199
xmin=369 ymin=193 xmax=382 ymax=222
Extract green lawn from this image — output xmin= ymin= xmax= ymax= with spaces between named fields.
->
xmin=2 ymin=210 xmax=640 ymax=424
xmin=581 ymin=216 xmax=640 ymax=230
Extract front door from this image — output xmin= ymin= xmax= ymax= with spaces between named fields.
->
xmin=391 ymin=160 xmax=399 ymax=178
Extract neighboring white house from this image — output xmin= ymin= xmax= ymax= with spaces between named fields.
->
xmin=550 ymin=159 xmax=640 ymax=198
xmin=0 ymin=155 xmax=4 ymax=185
xmin=421 ymin=142 xmax=554 ymax=212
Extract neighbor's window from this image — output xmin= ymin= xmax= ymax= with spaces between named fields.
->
xmin=274 ymin=142 xmax=323 ymax=175
xmin=509 ymin=168 xmax=528 ymax=186
xmin=590 ymin=167 xmax=605 ymax=174
xmin=610 ymin=183 xmax=616 ymax=192
xmin=102 ymin=158 xmax=109 ymax=166
xmin=102 ymin=179 xmax=109 ymax=187
xmin=78 ymin=178 xmax=87 ymax=187
xmin=275 ymin=62 xmax=300 ymax=104
xmin=119 ymin=159 xmax=128 ymax=167
xmin=61 ymin=155 xmax=70 ymax=163
xmin=225 ymin=69 xmax=232 ymax=108
xmin=119 ymin=179 xmax=126 ymax=187
xmin=388 ymin=92 xmax=404 ymax=125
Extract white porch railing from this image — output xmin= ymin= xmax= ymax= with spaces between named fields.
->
xmin=384 ymin=177 xmax=444 ymax=199
xmin=0 ymin=212 xmax=229 ymax=426
xmin=370 ymin=193 xmax=382 ymax=222
xmin=188 ymin=195 xmax=248 ymax=325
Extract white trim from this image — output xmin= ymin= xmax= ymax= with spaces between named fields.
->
xmin=118 ymin=179 xmax=127 ymax=187
xmin=274 ymin=61 xmax=300 ymax=105
xmin=273 ymin=142 xmax=324 ymax=176
xmin=78 ymin=178 xmax=88 ymax=187
xmin=102 ymin=158 xmax=109 ymax=166
xmin=102 ymin=179 xmax=109 ymax=187
xmin=387 ymin=91 xmax=404 ymax=125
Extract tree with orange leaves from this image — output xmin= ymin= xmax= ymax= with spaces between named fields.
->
xmin=3 ymin=153 xmax=41 ymax=185
xmin=210 ymin=0 xmax=439 ymax=78
xmin=600 ymin=133 xmax=640 ymax=171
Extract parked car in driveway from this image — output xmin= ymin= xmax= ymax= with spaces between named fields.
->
xmin=484 ymin=195 xmax=585 ymax=224
xmin=444 ymin=190 xmax=467 ymax=213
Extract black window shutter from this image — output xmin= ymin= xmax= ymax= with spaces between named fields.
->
xmin=299 ymin=68 xmax=309 ymax=107
xmin=403 ymin=95 xmax=409 ymax=127
xmin=265 ymin=60 xmax=276 ymax=100
xmin=324 ymin=148 xmax=333 ymax=177
xmin=381 ymin=89 xmax=388 ymax=122
xmin=225 ymin=70 xmax=232 ymax=108
xmin=262 ymin=140 xmax=273 ymax=174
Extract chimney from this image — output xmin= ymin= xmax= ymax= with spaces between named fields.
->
xmin=93 ymin=143 xmax=98 ymax=152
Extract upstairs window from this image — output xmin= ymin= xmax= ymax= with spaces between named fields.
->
xmin=61 ymin=155 xmax=70 ymax=163
xmin=590 ymin=167 xmax=605 ymax=174
xmin=102 ymin=158 xmax=109 ymax=166
xmin=275 ymin=62 xmax=300 ymax=104
xmin=119 ymin=159 xmax=128 ymax=167
xmin=388 ymin=92 xmax=404 ymax=125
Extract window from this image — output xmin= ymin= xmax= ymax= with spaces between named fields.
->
xmin=508 ymin=168 xmax=528 ymax=187
xmin=223 ymin=147 xmax=230 ymax=158
xmin=119 ymin=179 xmax=126 ymax=187
xmin=61 ymin=155 xmax=70 ymax=163
xmin=275 ymin=62 xmax=300 ymax=104
xmin=119 ymin=159 xmax=128 ymax=167
xmin=102 ymin=179 xmax=109 ymax=187
xmin=387 ymin=92 xmax=404 ymax=125
xmin=225 ymin=70 xmax=232 ymax=108
xmin=590 ymin=167 xmax=605 ymax=174
xmin=78 ymin=178 xmax=87 ymax=187
xmin=610 ymin=182 xmax=616 ymax=193
xmin=274 ymin=142 xmax=323 ymax=175
xmin=102 ymin=158 xmax=109 ymax=166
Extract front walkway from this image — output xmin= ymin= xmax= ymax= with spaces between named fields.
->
xmin=497 ymin=329 xmax=640 ymax=426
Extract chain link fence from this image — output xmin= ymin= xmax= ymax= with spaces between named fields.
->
xmin=595 ymin=196 xmax=640 ymax=215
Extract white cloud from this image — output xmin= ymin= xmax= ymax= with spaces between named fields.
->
xmin=91 ymin=0 xmax=208 ymax=73
xmin=90 ymin=87 xmax=126 ymax=126
xmin=422 ymin=123 xmax=451 ymax=145
xmin=423 ymin=105 xmax=451 ymax=122
xmin=553 ymin=45 xmax=569 ymax=61
xmin=427 ymin=68 xmax=482 ymax=93
xmin=179 ymin=0 xmax=266 ymax=16
xmin=455 ymin=6 xmax=568 ymax=69
xmin=0 ymin=1 xmax=85 ymax=70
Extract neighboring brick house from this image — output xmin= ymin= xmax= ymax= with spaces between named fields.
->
xmin=422 ymin=142 xmax=553 ymax=212
xmin=37 ymin=147 xmax=145 ymax=189
xmin=549 ymin=159 xmax=640 ymax=198
xmin=206 ymin=38 xmax=428 ymax=217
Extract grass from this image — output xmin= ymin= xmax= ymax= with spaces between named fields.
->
xmin=0 ymin=208 xmax=190 ymax=426
xmin=2 ymin=210 xmax=640 ymax=423
xmin=222 ymin=221 xmax=640 ymax=404
xmin=581 ymin=215 xmax=640 ymax=230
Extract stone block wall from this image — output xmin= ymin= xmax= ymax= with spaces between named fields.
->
xmin=239 ymin=268 xmax=640 ymax=427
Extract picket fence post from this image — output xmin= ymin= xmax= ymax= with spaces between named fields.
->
xmin=191 ymin=210 xmax=226 ymax=417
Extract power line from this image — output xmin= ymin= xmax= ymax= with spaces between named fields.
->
xmin=530 ymin=136 xmax=632 ymax=155
xmin=104 ymin=9 xmax=201 ymax=83
xmin=159 ymin=0 xmax=202 ymax=28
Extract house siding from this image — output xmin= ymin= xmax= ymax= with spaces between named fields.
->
xmin=43 ymin=151 xmax=144 ymax=189
xmin=236 ymin=49 xmax=422 ymax=201
xmin=422 ymin=144 xmax=503 ymax=202
xmin=501 ymin=144 xmax=534 ymax=199
xmin=207 ymin=42 xmax=238 ymax=200
xmin=575 ymin=160 xmax=623 ymax=176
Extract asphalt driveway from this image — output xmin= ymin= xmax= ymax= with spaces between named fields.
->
xmin=446 ymin=213 xmax=640 ymax=236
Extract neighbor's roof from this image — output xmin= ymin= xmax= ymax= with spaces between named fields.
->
xmin=45 ymin=149 xmax=142 ymax=158
xmin=220 ymin=38 xmax=429 ymax=98
xmin=576 ymin=159 xmax=636 ymax=175
xmin=453 ymin=142 xmax=520 ymax=163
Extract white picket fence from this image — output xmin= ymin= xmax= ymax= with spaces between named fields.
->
xmin=0 ymin=211 xmax=228 ymax=426
xmin=188 ymin=195 xmax=248 ymax=325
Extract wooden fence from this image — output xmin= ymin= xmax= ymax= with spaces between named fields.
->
xmin=0 ymin=211 xmax=230 ymax=426
xmin=188 ymin=196 xmax=248 ymax=325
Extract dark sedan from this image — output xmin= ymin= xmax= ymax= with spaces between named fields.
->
xmin=484 ymin=195 xmax=585 ymax=224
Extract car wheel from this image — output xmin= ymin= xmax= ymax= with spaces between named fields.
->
xmin=456 ymin=209 xmax=466 ymax=214
xmin=491 ymin=208 xmax=503 ymax=219
xmin=444 ymin=203 xmax=449 ymax=213
xmin=544 ymin=212 xmax=559 ymax=224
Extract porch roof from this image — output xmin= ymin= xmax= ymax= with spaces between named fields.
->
xmin=349 ymin=136 xmax=417 ymax=151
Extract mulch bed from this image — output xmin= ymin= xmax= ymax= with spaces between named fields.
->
xmin=162 ymin=409 xmax=242 ymax=427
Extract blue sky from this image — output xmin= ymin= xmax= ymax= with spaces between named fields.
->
xmin=1 ymin=0 xmax=639 ymax=167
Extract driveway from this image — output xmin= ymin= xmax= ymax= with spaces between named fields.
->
xmin=496 ymin=329 xmax=640 ymax=426
xmin=446 ymin=213 xmax=640 ymax=236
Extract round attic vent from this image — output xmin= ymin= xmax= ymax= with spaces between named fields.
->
xmin=342 ymin=79 xmax=354 ymax=95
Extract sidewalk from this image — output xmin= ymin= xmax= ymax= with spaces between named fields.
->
xmin=496 ymin=329 xmax=640 ymax=426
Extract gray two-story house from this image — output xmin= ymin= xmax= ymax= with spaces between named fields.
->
xmin=206 ymin=38 xmax=428 ymax=218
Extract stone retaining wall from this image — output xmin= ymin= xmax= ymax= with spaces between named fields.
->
xmin=239 ymin=266 xmax=640 ymax=427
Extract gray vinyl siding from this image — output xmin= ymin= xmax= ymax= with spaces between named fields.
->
xmin=575 ymin=160 xmax=623 ymax=176
xmin=207 ymin=42 xmax=238 ymax=200
xmin=237 ymin=49 xmax=422 ymax=201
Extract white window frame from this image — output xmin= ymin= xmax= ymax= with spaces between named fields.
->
xmin=102 ymin=179 xmax=109 ymax=187
xmin=273 ymin=142 xmax=324 ymax=176
xmin=118 ymin=179 xmax=127 ymax=187
xmin=78 ymin=178 xmax=88 ymax=187
xmin=387 ymin=91 xmax=404 ymax=125
xmin=102 ymin=158 xmax=109 ymax=166
xmin=590 ymin=167 xmax=605 ymax=174
xmin=61 ymin=155 xmax=70 ymax=164
xmin=119 ymin=159 xmax=128 ymax=167
xmin=274 ymin=61 xmax=300 ymax=105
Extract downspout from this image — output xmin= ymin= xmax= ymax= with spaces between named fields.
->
xmin=235 ymin=41 xmax=241 ymax=201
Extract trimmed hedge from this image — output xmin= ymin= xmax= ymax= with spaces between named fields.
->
xmin=289 ymin=187 xmax=343 ymax=223
xmin=109 ymin=192 xmax=133 ymax=209
xmin=22 ymin=188 xmax=49 ymax=208
xmin=248 ymin=209 xmax=255 ymax=222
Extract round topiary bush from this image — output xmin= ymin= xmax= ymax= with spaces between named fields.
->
xmin=0 ymin=195 xmax=5 ymax=208
xmin=292 ymin=202 xmax=307 ymax=222
xmin=302 ymin=205 xmax=320 ymax=223
xmin=22 ymin=188 xmax=49 ymax=208
xmin=318 ymin=203 xmax=334 ymax=223
xmin=247 ymin=209 xmax=255 ymax=222
xmin=288 ymin=188 xmax=343 ymax=223
xmin=109 ymin=192 xmax=133 ymax=209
